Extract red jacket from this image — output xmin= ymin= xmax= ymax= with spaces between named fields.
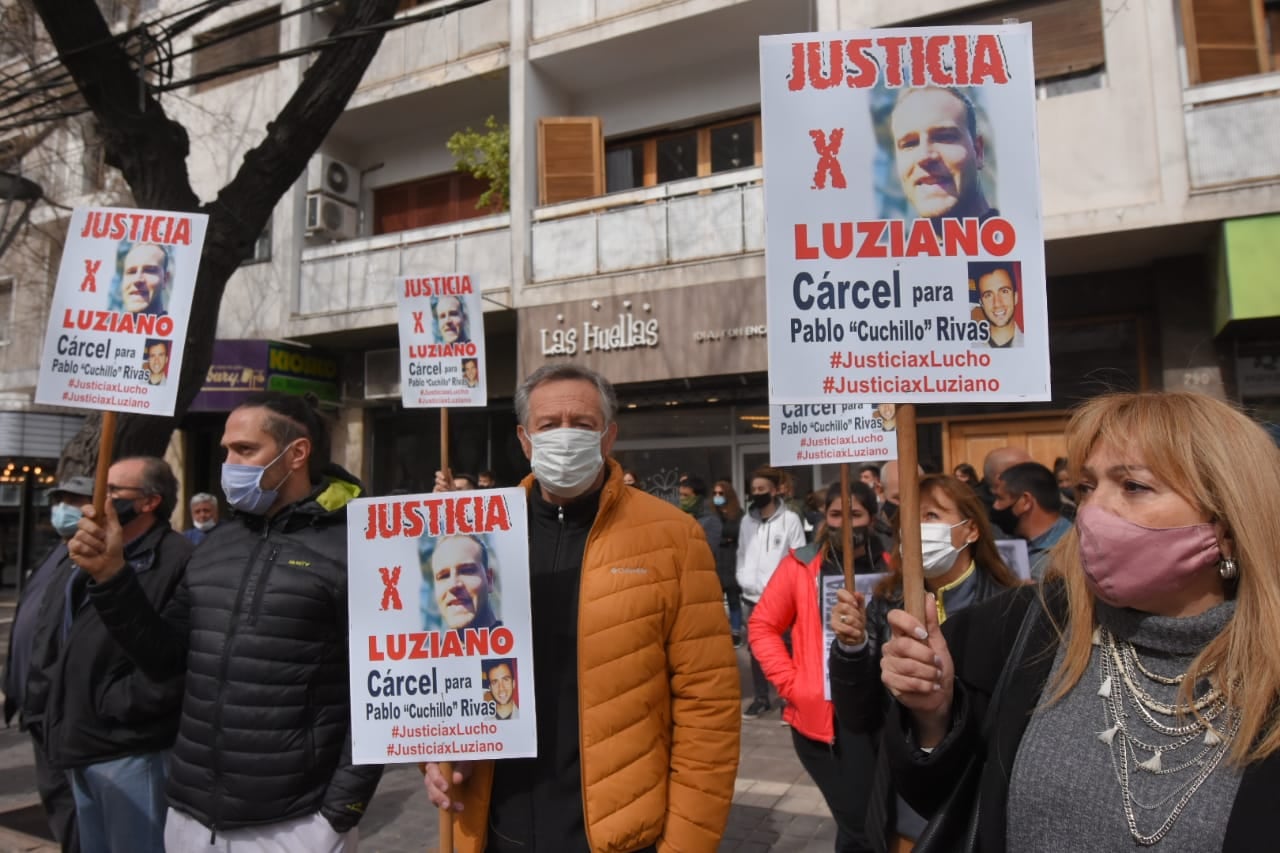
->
xmin=748 ymin=542 xmax=839 ymax=743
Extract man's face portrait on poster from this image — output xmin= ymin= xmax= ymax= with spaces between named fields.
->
xmin=486 ymin=659 xmax=516 ymax=714
xmin=424 ymin=534 xmax=498 ymax=632
xmin=888 ymin=87 xmax=991 ymax=222
xmin=970 ymin=261 xmax=1023 ymax=348
xmin=433 ymin=295 xmax=469 ymax=345
xmin=117 ymin=242 xmax=171 ymax=315
xmin=144 ymin=339 xmax=170 ymax=385
xmin=462 ymin=358 xmax=479 ymax=388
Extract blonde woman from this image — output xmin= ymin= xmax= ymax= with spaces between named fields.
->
xmin=880 ymin=391 xmax=1280 ymax=851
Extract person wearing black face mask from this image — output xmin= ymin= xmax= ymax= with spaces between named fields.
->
xmin=979 ymin=446 xmax=1033 ymax=536
xmin=749 ymin=480 xmax=887 ymax=852
xmin=69 ymin=393 xmax=381 ymax=850
xmin=24 ymin=457 xmax=190 ymax=853
xmin=736 ymin=467 xmax=807 ymax=720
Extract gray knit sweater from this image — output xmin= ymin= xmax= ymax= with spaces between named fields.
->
xmin=1007 ymin=599 xmax=1240 ymax=851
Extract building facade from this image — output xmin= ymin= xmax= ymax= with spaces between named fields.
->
xmin=3 ymin=0 xmax=1279 ymax=512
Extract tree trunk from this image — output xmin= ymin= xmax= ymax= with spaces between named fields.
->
xmin=31 ymin=0 xmax=401 ymax=474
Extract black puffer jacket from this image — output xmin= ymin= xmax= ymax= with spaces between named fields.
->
xmin=88 ymin=466 xmax=382 ymax=833
xmin=24 ymin=522 xmax=189 ymax=769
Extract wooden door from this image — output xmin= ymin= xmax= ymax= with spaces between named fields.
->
xmin=945 ymin=415 xmax=1070 ymax=475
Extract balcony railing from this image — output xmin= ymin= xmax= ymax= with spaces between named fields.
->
xmin=298 ymin=214 xmax=512 ymax=316
xmin=530 ymin=167 xmax=763 ymax=283
xmin=1183 ymin=72 xmax=1280 ymax=191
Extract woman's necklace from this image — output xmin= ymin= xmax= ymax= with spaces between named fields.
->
xmin=1094 ymin=626 xmax=1238 ymax=846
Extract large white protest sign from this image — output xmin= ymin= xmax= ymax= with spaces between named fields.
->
xmin=761 ymin=25 xmax=1049 ymax=404
xmin=770 ymin=402 xmax=899 ymax=467
xmin=347 ymin=488 xmax=536 ymax=764
xmin=396 ymin=274 xmax=487 ymax=407
xmin=35 ymin=207 xmax=208 ymax=416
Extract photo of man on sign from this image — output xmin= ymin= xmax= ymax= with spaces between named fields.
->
xmin=110 ymin=241 xmax=172 ymax=315
xmin=420 ymin=532 xmax=502 ymax=633
xmin=969 ymin=260 xmax=1024 ymax=348
xmin=482 ymin=658 xmax=518 ymax=721
xmin=432 ymin=294 xmax=470 ymax=345
xmin=144 ymin=338 xmax=170 ymax=385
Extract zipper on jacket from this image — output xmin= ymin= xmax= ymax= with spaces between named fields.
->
xmin=207 ymin=533 xmax=269 ymax=833
xmin=574 ymin=482 xmax=615 ymax=853
xmin=245 ymin=547 xmax=280 ymax=627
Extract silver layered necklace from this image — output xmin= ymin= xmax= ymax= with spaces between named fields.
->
xmin=1094 ymin=626 xmax=1240 ymax=846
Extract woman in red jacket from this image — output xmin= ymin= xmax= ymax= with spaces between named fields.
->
xmin=749 ymin=480 xmax=887 ymax=853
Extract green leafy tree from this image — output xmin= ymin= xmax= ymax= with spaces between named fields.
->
xmin=447 ymin=115 xmax=510 ymax=211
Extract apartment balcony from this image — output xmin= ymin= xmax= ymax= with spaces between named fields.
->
xmin=297 ymin=215 xmax=512 ymax=319
xmin=1184 ymin=73 xmax=1280 ymax=191
xmin=530 ymin=168 xmax=763 ymax=284
xmin=350 ymin=0 xmax=509 ymax=106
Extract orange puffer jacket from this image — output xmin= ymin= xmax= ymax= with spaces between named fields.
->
xmin=451 ymin=460 xmax=741 ymax=852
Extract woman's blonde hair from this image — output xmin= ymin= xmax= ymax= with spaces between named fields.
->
xmin=1043 ymin=391 xmax=1280 ymax=764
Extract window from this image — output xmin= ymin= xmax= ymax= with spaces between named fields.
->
xmin=192 ymin=7 xmax=281 ymax=92
xmin=0 ymin=278 xmax=13 ymax=344
xmin=604 ymin=115 xmax=761 ymax=194
xmin=372 ymin=172 xmax=499 ymax=235
xmin=922 ymin=0 xmax=1105 ymax=84
xmin=1182 ymin=0 xmax=1278 ymax=84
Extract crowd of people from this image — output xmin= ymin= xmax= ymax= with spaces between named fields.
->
xmin=3 ymin=376 xmax=1278 ymax=853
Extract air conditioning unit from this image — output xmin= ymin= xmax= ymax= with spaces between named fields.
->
xmin=363 ymin=348 xmax=401 ymax=400
xmin=305 ymin=192 xmax=358 ymax=240
xmin=307 ymin=154 xmax=360 ymax=204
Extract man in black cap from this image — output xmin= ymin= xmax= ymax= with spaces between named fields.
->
xmin=2 ymin=475 xmax=93 ymax=852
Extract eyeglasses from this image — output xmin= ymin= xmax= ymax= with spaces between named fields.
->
xmin=106 ymin=485 xmax=149 ymax=498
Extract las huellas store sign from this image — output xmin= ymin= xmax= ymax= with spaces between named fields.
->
xmin=519 ymin=281 xmax=769 ymax=382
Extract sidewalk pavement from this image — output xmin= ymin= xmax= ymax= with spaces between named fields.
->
xmin=0 ymin=591 xmax=836 ymax=852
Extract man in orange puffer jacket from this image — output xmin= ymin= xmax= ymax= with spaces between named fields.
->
xmin=425 ymin=364 xmax=741 ymax=853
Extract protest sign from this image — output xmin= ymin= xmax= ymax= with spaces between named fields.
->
xmin=760 ymin=25 xmax=1049 ymax=404
xmin=396 ymin=274 xmax=487 ymax=407
xmin=996 ymin=537 xmax=1031 ymax=581
xmin=35 ymin=207 xmax=208 ymax=417
xmin=347 ymin=488 xmax=536 ymax=765
xmin=821 ymin=571 xmax=887 ymax=700
xmin=770 ymin=402 xmax=898 ymax=466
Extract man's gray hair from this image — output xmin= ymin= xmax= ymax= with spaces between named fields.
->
xmin=121 ymin=455 xmax=179 ymax=520
xmin=514 ymin=364 xmax=618 ymax=428
xmin=190 ymin=492 xmax=217 ymax=507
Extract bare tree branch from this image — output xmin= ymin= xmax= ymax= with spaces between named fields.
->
xmin=27 ymin=0 xmax=401 ymax=466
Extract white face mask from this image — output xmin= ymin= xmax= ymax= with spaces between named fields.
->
xmin=527 ymin=427 xmax=605 ymax=498
xmin=920 ymin=520 xmax=969 ymax=577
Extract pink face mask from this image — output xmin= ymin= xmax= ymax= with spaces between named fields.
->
xmin=1076 ymin=504 xmax=1220 ymax=610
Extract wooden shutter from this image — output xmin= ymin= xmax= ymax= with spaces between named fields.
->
xmin=374 ymin=173 xmax=499 ymax=235
xmin=538 ymin=117 xmax=604 ymax=205
xmin=930 ymin=0 xmax=1105 ymax=81
xmin=1182 ymin=0 xmax=1267 ymax=84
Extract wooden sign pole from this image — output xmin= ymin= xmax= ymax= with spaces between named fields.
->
xmin=839 ymin=463 xmax=854 ymax=590
xmin=896 ymin=404 xmax=925 ymax=624
xmin=92 ymin=412 xmax=116 ymax=515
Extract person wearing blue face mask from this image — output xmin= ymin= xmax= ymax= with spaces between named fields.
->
xmin=3 ymin=475 xmax=93 ymax=853
xmin=424 ymin=363 xmax=740 ymax=853
xmin=25 ymin=458 xmax=190 ymax=853
xmin=68 ymin=393 xmax=381 ymax=852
